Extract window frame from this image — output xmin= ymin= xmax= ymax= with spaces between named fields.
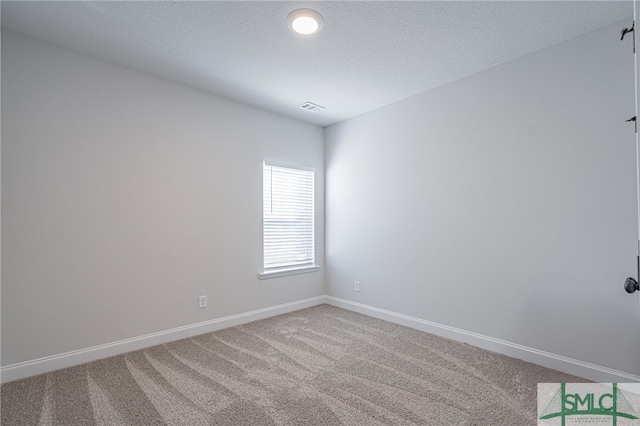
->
xmin=259 ymin=161 xmax=320 ymax=280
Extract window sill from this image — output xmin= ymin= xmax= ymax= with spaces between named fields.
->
xmin=258 ymin=266 xmax=321 ymax=280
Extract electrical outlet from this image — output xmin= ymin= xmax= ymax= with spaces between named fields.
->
xmin=354 ymin=281 xmax=360 ymax=292
xmin=198 ymin=295 xmax=207 ymax=309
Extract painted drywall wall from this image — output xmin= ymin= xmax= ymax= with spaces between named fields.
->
xmin=325 ymin=20 xmax=640 ymax=376
xmin=1 ymin=31 xmax=325 ymax=366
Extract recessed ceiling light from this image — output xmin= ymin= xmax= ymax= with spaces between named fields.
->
xmin=287 ymin=9 xmax=324 ymax=35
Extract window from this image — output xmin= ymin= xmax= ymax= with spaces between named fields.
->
xmin=261 ymin=163 xmax=317 ymax=278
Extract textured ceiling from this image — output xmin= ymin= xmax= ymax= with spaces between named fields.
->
xmin=1 ymin=1 xmax=634 ymax=127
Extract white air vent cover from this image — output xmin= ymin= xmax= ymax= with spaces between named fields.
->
xmin=299 ymin=102 xmax=325 ymax=113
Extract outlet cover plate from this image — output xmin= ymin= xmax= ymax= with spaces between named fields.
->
xmin=198 ymin=295 xmax=207 ymax=308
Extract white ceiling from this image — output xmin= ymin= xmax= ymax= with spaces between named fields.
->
xmin=1 ymin=1 xmax=634 ymax=127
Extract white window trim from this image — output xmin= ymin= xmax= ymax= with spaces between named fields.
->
xmin=263 ymin=160 xmax=315 ymax=173
xmin=261 ymin=161 xmax=318 ymax=279
xmin=258 ymin=265 xmax=321 ymax=280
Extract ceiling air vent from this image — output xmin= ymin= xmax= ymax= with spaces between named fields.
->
xmin=299 ymin=101 xmax=325 ymax=113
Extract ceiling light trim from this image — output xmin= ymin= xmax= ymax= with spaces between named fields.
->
xmin=287 ymin=8 xmax=324 ymax=35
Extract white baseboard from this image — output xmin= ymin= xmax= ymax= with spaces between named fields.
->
xmin=4 ymin=295 xmax=638 ymax=385
xmin=325 ymin=296 xmax=640 ymax=384
xmin=0 ymin=296 xmax=326 ymax=384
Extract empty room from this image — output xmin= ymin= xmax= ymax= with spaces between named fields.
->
xmin=1 ymin=1 xmax=639 ymax=425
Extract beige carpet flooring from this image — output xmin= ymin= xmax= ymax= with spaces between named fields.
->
xmin=1 ymin=304 xmax=588 ymax=425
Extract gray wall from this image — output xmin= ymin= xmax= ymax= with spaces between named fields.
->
xmin=325 ymin=20 xmax=640 ymax=375
xmin=1 ymin=31 xmax=325 ymax=366
xmin=3 ymin=18 xmax=640 ymax=378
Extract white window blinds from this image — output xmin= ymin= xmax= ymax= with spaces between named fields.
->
xmin=263 ymin=163 xmax=315 ymax=270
